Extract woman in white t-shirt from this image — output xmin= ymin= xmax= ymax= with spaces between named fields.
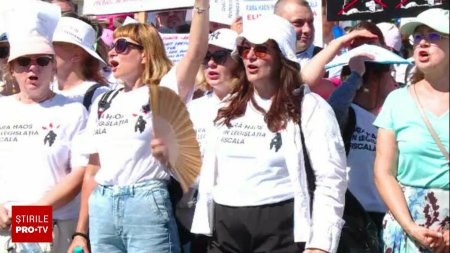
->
xmin=191 ymin=14 xmax=347 ymax=253
xmin=68 ymin=1 xmax=210 ymax=252
xmin=52 ymin=14 xmax=111 ymax=112
xmin=0 ymin=2 xmax=88 ymax=252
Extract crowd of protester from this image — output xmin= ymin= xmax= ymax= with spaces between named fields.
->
xmin=0 ymin=0 xmax=448 ymax=253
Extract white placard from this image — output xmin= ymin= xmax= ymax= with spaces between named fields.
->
xmin=83 ymin=0 xmax=195 ymax=15
xmin=241 ymin=0 xmax=323 ymax=48
xmin=209 ymin=0 xmax=241 ymax=25
xmin=161 ymin=33 xmax=190 ymax=64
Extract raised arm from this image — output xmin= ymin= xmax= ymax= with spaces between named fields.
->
xmin=176 ymin=0 xmax=210 ymax=102
xmin=301 ymin=29 xmax=377 ymax=87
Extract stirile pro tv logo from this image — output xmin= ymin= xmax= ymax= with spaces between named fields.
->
xmin=11 ymin=206 xmax=52 ymax=242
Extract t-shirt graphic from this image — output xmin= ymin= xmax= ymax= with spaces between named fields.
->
xmin=269 ymin=132 xmax=282 ymax=152
xmin=42 ymin=123 xmax=59 ymax=147
xmin=133 ymin=104 xmax=150 ymax=133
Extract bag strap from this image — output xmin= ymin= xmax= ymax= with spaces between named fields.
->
xmin=97 ymin=88 xmax=123 ymax=119
xmin=83 ymin=83 xmax=102 ymax=111
xmin=412 ymin=85 xmax=449 ymax=161
xmin=299 ymin=123 xmax=316 ymax=212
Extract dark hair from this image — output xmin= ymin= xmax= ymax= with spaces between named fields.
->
xmin=215 ymin=40 xmax=303 ymax=132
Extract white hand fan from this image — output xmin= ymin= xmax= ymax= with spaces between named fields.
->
xmin=150 ymin=85 xmax=202 ymax=192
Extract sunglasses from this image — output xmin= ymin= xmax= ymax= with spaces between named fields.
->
xmin=202 ymin=50 xmax=231 ymax=65
xmin=412 ymin=33 xmax=448 ymax=45
xmin=237 ymin=44 xmax=270 ymax=59
xmin=0 ymin=47 xmax=9 ymax=59
xmin=16 ymin=56 xmax=53 ymax=67
xmin=110 ymin=38 xmax=144 ymax=54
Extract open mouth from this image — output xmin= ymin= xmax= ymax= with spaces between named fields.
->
xmin=29 ymin=76 xmax=38 ymax=81
xmin=109 ymin=60 xmax=119 ymax=67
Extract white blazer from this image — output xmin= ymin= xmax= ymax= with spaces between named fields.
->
xmin=191 ymin=87 xmax=348 ymax=253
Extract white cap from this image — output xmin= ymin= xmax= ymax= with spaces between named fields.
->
xmin=400 ymin=8 xmax=449 ymax=35
xmin=53 ymin=17 xmax=106 ymax=65
xmin=376 ymin=22 xmax=402 ymax=52
xmin=122 ymin=16 xmax=139 ymax=26
xmin=232 ymin=14 xmax=297 ymax=64
xmin=208 ymin=28 xmax=238 ymax=51
xmin=3 ymin=0 xmax=61 ymax=62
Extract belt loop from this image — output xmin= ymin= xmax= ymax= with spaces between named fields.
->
xmin=100 ymin=184 xmax=105 ymax=195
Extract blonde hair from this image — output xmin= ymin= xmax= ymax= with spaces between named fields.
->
xmin=113 ymin=23 xmax=173 ymax=86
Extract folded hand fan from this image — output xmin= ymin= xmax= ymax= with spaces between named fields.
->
xmin=150 ymin=85 xmax=202 ymax=192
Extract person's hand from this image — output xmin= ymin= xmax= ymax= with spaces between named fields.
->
xmin=151 ymin=138 xmax=169 ymax=165
xmin=432 ymin=229 xmax=449 ymax=253
xmin=67 ymin=235 xmax=90 ymax=253
xmin=348 ymin=53 xmax=375 ymax=76
xmin=230 ymin=16 xmax=243 ymax=34
xmin=337 ymin=29 xmax=378 ymax=49
xmin=0 ymin=204 xmax=11 ymax=231
xmin=304 ymin=248 xmax=328 ymax=253
xmin=405 ymin=223 xmax=443 ymax=249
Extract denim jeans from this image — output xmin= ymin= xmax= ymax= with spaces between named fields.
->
xmin=89 ymin=180 xmax=180 ymax=253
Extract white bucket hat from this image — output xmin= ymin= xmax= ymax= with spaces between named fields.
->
xmin=208 ymin=28 xmax=238 ymax=51
xmin=232 ymin=14 xmax=297 ymax=64
xmin=3 ymin=0 xmax=61 ymax=62
xmin=53 ymin=17 xmax=106 ymax=65
xmin=400 ymin=8 xmax=449 ymax=35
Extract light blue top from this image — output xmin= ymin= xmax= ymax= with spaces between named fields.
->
xmin=374 ymin=86 xmax=449 ymax=189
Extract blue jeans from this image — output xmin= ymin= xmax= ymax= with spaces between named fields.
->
xmin=89 ymin=180 xmax=180 ymax=253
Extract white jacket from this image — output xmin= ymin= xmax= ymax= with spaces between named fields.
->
xmin=191 ymin=87 xmax=348 ymax=253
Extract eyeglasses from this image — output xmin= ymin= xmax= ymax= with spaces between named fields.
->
xmin=202 ymin=50 xmax=231 ymax=65
xmin=110 ymin=38 xmax=144 ymax=54
xmin=413 ymin=33 xmax=448 ymax=44
xmin=15 ymin=56 xmax=53 ymax=67
xmin=0 ymin=47 xmax=9 ymax=59
xmin=237 ymin=44 xmax=270 ymax=59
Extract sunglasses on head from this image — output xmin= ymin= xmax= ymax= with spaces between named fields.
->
xmin=237 ymin=44 xmax=270 ymax=60
xmin=110 ymin=38 xmax=144 ymax=54
xmin=202 ymin=50 xmax=231 ymax=65
xmin=0 ymin=47 xmax=9 ymax=59
xmin=16 ymin=56 xmax=53 ymax=67
xmin=412 ymin=32 xmax=448 ymax=45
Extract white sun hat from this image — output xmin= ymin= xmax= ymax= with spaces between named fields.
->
xmin=376 ymin=22 xmax=402 ymax=52
xmin=400 ymin=8 xmax=449 ymax=35
xmin=208 ymin=28 xmax=238 ymax=51
xmin=3 ymin=0 xmax=61 ymax=62
xmin=232 ymin=14 xmax=297 ymax=64
xmin=52 ymin=17 xmax=106 ymax=65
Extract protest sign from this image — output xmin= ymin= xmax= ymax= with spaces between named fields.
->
xmin=83 ymin=0 xmax=195 ymax=15
xmin=210 ymin=0 xmax=241 ymax=25
xmin=161 ymin=33 xmax=190 ymax=64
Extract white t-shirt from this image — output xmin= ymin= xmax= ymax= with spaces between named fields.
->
xmin=347 ymin=104 xmax=387 ymax=213
xmin=53 ymin=80 xmax=111 ymax=111
xmin=85 ymin=85 xmax=176 ymax=186
xmin=212 ymin=93 xmax=294 ymax=206
xmin=187 ymin=92 xmax=222 ymax=157
xmin=0 ymin=94 xmax=88 ymax=219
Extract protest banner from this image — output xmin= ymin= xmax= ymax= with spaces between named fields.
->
xmin=161 ymin=33 xmax=190 ymax=64
xmin=83 ymin=0 xmax=195 ymax=15
xmin=327 ymin=0 xmax=448 ymax=21
xmin=240 ymin=0 xmax=324 ymax=47
xmin=210 ymin=0 xmax=241 ymax=25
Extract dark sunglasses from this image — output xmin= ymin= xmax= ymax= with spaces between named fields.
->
xmin=0 ymin=47 xmax=9 ymax=59
xmin=110 ymin=38 xmax=144 ymax=54
xmin=202 ymin=50 xmax=231 ymax=65
xmin=237 ymin=44 xmax=269 ymax=59
xmin=413 ymin=32 xmax=448 ymax=44
xmin=16 ymin=56 xmax=53 ymax=67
